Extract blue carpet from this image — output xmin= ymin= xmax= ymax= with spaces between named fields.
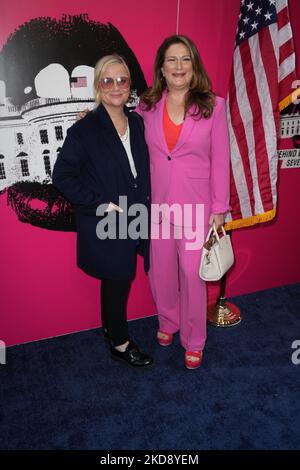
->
xmin=0 ymin=283 xmax=300 ymax=450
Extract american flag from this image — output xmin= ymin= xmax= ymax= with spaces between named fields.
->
xmin=225 ymin=0 xmax=298 ymax=230
xmin=70 ymin=76 xmax=87 ymax=87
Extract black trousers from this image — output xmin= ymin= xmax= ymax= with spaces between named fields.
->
xmin=100 ymin=278 xmax=131 ymax=347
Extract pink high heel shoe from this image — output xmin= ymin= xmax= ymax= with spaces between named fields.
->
xmin=157 ymin=330 xmax=173 ymax=347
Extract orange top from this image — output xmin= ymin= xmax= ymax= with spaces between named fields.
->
xmin=163 ymin=101 xmax=183 ymax=152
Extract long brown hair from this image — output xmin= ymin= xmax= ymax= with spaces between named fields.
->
xmin=141 ymin=35 xmax=215 ymax=118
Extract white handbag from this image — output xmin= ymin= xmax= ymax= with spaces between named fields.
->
xmin=199 ymin=223 xmax=234 ymax=281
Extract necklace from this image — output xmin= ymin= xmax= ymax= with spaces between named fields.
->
xmin=118 ymin=118 xmax=129 ymax=142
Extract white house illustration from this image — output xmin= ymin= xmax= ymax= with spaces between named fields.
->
xmin=280 ymin=106 xmax=300 ymax=139
xmin=0 ymin=63 xmax=138 ymax=192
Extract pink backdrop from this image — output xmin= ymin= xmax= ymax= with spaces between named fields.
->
xmin=1 ymin=0 xmax=299 ymax=347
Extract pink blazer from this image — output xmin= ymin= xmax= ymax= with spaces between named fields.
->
xmin=136 ymin=91 xmax=231 ymax=226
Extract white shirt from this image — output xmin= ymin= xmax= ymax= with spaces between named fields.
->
xmin=119 ymin=125 xmax=137 ymax=179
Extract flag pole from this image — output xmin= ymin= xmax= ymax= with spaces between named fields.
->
xmin=207 ymin=231 xmax=241 ymax=327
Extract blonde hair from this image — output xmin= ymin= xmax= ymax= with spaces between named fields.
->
xmin=94 ymin=55 xmax=131 ymax=104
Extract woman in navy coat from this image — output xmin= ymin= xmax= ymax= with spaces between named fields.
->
xmin=52 ymin=55 xmax=153 ymax=368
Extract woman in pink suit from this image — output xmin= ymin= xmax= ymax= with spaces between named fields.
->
xmin=136 ymin=35 xmax=231 ymax=369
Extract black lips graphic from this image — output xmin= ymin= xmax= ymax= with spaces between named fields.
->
xmin=0 ymin=14 xmax=148 ymax=231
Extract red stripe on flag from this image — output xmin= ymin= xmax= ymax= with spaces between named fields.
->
xmin=279 ymin=38 xmax=295 ymax=65
xmin=228 ymin=67 xmax=256 ymax=216
xmin=229 ymin=165 xmax=243 ymax=221
xmin=258 ymin=28 xmax=279 ymax=111
xmin=239 ymin=40 xmax=274 ymax=212
xmin=277 ymin=6 xmax=289 ymax=30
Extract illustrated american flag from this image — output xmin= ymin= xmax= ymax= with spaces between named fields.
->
xmin=70 ymin=76 xmax=87 ymax=87
xmin=225 ymin=0 xmax=299 ymax=230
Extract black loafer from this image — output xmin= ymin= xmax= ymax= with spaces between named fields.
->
xmin=110 ymin=340 xmax=154 ymax=368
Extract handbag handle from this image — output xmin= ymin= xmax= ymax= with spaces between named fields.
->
xmin=205 ymin=223 xmax=227 ymax=243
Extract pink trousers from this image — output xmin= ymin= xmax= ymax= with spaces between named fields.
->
xmin=149 ymin=221 xmax=207 ymax=351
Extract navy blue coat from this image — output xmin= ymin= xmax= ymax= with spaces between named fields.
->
xmin=52 ymin=104 xmax=151 ymax=280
